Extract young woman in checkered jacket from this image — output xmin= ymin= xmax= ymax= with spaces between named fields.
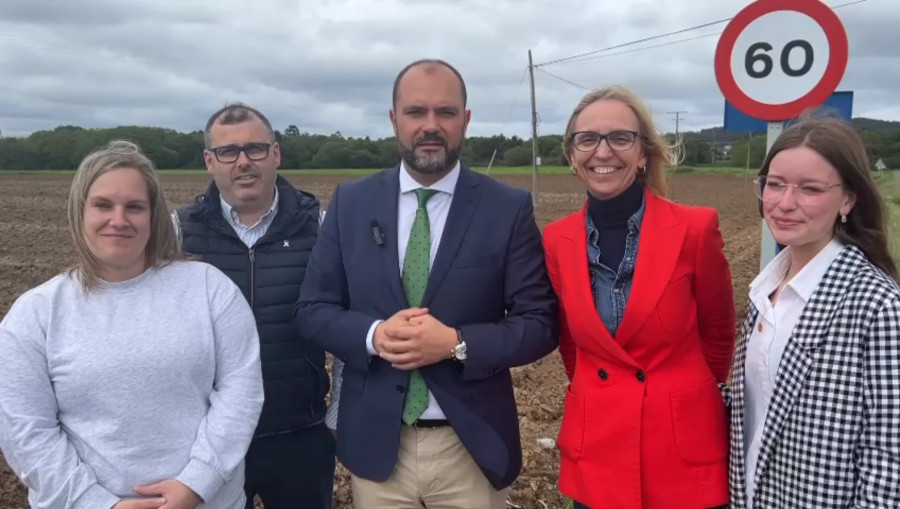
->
xmin=728 ymin=114 xmax=900 ymax=508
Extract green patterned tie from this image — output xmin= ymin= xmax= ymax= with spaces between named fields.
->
xmin=401 ymin=188 xmax=439 ymax=425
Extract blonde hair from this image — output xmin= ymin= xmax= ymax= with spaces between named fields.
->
xmin=562 ymin=85 xmax=680 ymax=197
xmin=67 ymin=140 xmax=181 ymax=292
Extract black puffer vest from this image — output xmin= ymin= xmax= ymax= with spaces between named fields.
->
xmin=177 ymin=176 xmax=326 ymax=437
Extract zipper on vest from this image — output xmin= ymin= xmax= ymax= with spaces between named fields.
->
xmin=249 ymin=248 xmax=256 ymax=308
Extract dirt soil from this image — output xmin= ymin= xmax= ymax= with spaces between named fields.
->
xmin=0 ymin=171 xmax=761 ymax=509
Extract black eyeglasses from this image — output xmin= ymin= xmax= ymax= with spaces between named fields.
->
xmin=208 ymin=142 xmax=273 ymax=163
xmin=571 ymin=130 xmax=641 ymax=152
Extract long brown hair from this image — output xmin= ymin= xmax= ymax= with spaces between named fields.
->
xmin=562 ymin=85 xmax=680 ymax=197
xmin=68 ymin=140 xmax=181 ymax=292
xmin=758 ymin=113 xmax=897 ymax=281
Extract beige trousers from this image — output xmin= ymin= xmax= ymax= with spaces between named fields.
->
xmin=351 ymin=425 xmax=509 ymax=509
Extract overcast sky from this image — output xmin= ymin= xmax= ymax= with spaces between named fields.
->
xmin=1 ymin=0 xmax=897 ymax=139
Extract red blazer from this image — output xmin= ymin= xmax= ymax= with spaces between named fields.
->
xmin=544 ymin=189 xmax=735 ymax=509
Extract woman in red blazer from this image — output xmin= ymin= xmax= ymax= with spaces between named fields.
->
xmin=544 ymin=86 xmax=736 ymax=509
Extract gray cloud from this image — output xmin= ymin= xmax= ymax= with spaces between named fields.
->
xmin=0 ymin=0 xmax=896 ymax=139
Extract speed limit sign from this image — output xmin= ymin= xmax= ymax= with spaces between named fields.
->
xmin=715 ymin=0 xmax=849 ymax=121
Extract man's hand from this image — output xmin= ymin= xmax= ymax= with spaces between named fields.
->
xmin=373 ymin=308 xmax=429 ymax=355
xmin=113 ymin=499 xmax=166 ymax=509
xmin=379 ymin=314 xmax=458 ymax=370
xmin=133 ymin=480 xmax=201 ymax=509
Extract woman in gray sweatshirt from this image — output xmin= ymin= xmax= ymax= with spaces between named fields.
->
xmin=0 ymin=140 xmax=264 ymax=509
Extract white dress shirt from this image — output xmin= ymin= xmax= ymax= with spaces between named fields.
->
xmin=219 ymin=188 xmax=279 ymax=248
xmin=364 ymin=161 xmax=461 ymax=420
xmin=744 ymin=238 xmax=844 ymax=503
xmin=170 ymin=189 xmax=279 ymax=249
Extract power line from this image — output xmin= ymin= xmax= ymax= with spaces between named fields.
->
xmin=536 ymin=18 xmax=732 ymax=68
xmin=487 ymin=66 xmax=530 ymax=174
xmin=536 ymin=0 xmax=869 ymax=68
xmin=502 ymin=67 xmax=530 ymax=124
xmin=563 ymin=32 xmax=720 ymax=64
xmin=831 ymin=0 xmax=872 ymax=8
xmin=534 ymin=67 xmax=589 ymax=91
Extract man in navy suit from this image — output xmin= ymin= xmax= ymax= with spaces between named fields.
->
xmin=294 ymin=59 xmax=558 ymax=508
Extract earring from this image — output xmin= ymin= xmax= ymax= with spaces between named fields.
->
xmin=841 ymin=214 xmax=848 ymax=224
xmin=637 ymin=165 xmax=647 ymax=176
xmin=569 ymin=166 xmax=577 ymax=175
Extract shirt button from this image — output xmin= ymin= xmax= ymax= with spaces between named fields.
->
xmin=636 ymin=370 xmax=646 ymax=383
xmin=597 ymin=369 xmax=609 ymax=380
xmin=614 ymin=288 xmax=621 ymax=293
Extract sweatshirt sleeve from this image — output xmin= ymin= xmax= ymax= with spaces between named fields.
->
xmin=176 ymin=272 xmax=264 ymax=502
xmin=0 ymin=295 xmax=120 ymax=509
xmin=325 ymin=355 xmax=344 ymax=430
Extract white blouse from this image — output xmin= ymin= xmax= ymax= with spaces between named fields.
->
xmin=743 ymin=239 xmax=844 ymax=503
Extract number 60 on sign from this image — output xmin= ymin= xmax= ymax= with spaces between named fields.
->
xmin=715 ymin=0 xmax=849 ymax=121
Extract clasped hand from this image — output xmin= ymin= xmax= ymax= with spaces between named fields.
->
xmin=374 ymin=308 xmax=458 ymax=370
xmin=114 ymin=479 xmax=201 ymax=509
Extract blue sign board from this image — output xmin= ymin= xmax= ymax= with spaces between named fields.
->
xmin=724 ymin=91 xmax=854 ymax=132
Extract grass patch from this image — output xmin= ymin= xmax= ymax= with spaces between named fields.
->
xmin=1 ymin=165 xmax=752 ymax=177
xmin=476 ymin=165 xmax=751 ymax=175
xmin=876 ymin=171 xmax=900 ymax=260
xmin=0 ymin=169 xmax=77 ymax=175
xmin=478 ymin=165 xmax=570 ymax=175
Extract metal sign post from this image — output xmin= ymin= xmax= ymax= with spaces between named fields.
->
xmin=714 ymin=0 xmax=849 ymax=271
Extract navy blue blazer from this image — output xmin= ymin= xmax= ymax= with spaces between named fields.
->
xmin=294 ymin=164 xmax=558 ymax=489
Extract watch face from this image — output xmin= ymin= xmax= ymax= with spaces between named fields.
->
xmin=455 ymin=343 xmax=467 ymax=360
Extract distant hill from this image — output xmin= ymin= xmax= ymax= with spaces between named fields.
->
xmin=680 ymin=117 xmax=900 ymax=144
xmin=682 ymin=127 xmax=746 ymax=144
xmin=852 ymin=117 xmax=900 ymax=132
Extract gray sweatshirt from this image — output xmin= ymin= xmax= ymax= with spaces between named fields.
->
xmin=0 ymin=261 xmax=264 ymax=509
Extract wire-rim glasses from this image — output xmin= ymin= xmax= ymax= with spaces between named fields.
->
xmin=753 ymin=176 xmax=843 ymax=205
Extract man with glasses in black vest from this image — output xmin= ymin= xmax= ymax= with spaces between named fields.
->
xmin=174 ymin=103 xmax=335 ymax=509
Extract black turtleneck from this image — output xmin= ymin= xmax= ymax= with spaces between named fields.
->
xmin=587 ymin=179 xmax=644 ymax=271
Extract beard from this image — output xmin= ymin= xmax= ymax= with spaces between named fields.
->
xmin=399 ymin=133 xmax=462 ymax=175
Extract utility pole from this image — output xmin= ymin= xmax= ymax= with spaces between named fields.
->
xmin=746 ymin=131 xmax=752 ymax=181
xmin=668 ymin=110 xmax=687 ymax=138
xmin=528 ymin=50 xmax=539 ymax=208
xmin=668 ymin=111 xmax=687 ymax=171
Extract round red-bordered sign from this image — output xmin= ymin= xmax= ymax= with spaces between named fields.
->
xmin=715 ymin=0 xmax=848 ymax=121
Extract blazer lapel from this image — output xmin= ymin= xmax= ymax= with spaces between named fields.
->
xmin=614 ymin=190 xmax=685 ymax=347
xmin=421 ymin=166 xmax=480 ymax=307
xmin=376 ymin=167 xmax=408 ymax=308
xmin=751 ymin=245 xmax=860 ymax=494
xmin=561 ymin=206 xmax=638 ymax=368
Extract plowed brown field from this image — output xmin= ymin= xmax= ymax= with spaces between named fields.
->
xmin=0 ymin=171 xmax=761 ymax=508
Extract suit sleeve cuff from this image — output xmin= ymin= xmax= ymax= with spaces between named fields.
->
xmin=366 ymin=320 xmax=382 ymax=356
xmin=177 ymin=459 xmax=225 ymax=503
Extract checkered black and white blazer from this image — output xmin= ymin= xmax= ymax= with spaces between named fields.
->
xmin=727 ymin=244 xmax=900 ymax=508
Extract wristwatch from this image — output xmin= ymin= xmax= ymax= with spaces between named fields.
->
xmin=451 ymin=328 xmax=467 ymax=363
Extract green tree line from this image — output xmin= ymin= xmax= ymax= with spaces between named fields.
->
xmin=0 ymin=125 xmax=725 ymax=171
xmin=727 ymin=130 xmax=900 ymax=170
